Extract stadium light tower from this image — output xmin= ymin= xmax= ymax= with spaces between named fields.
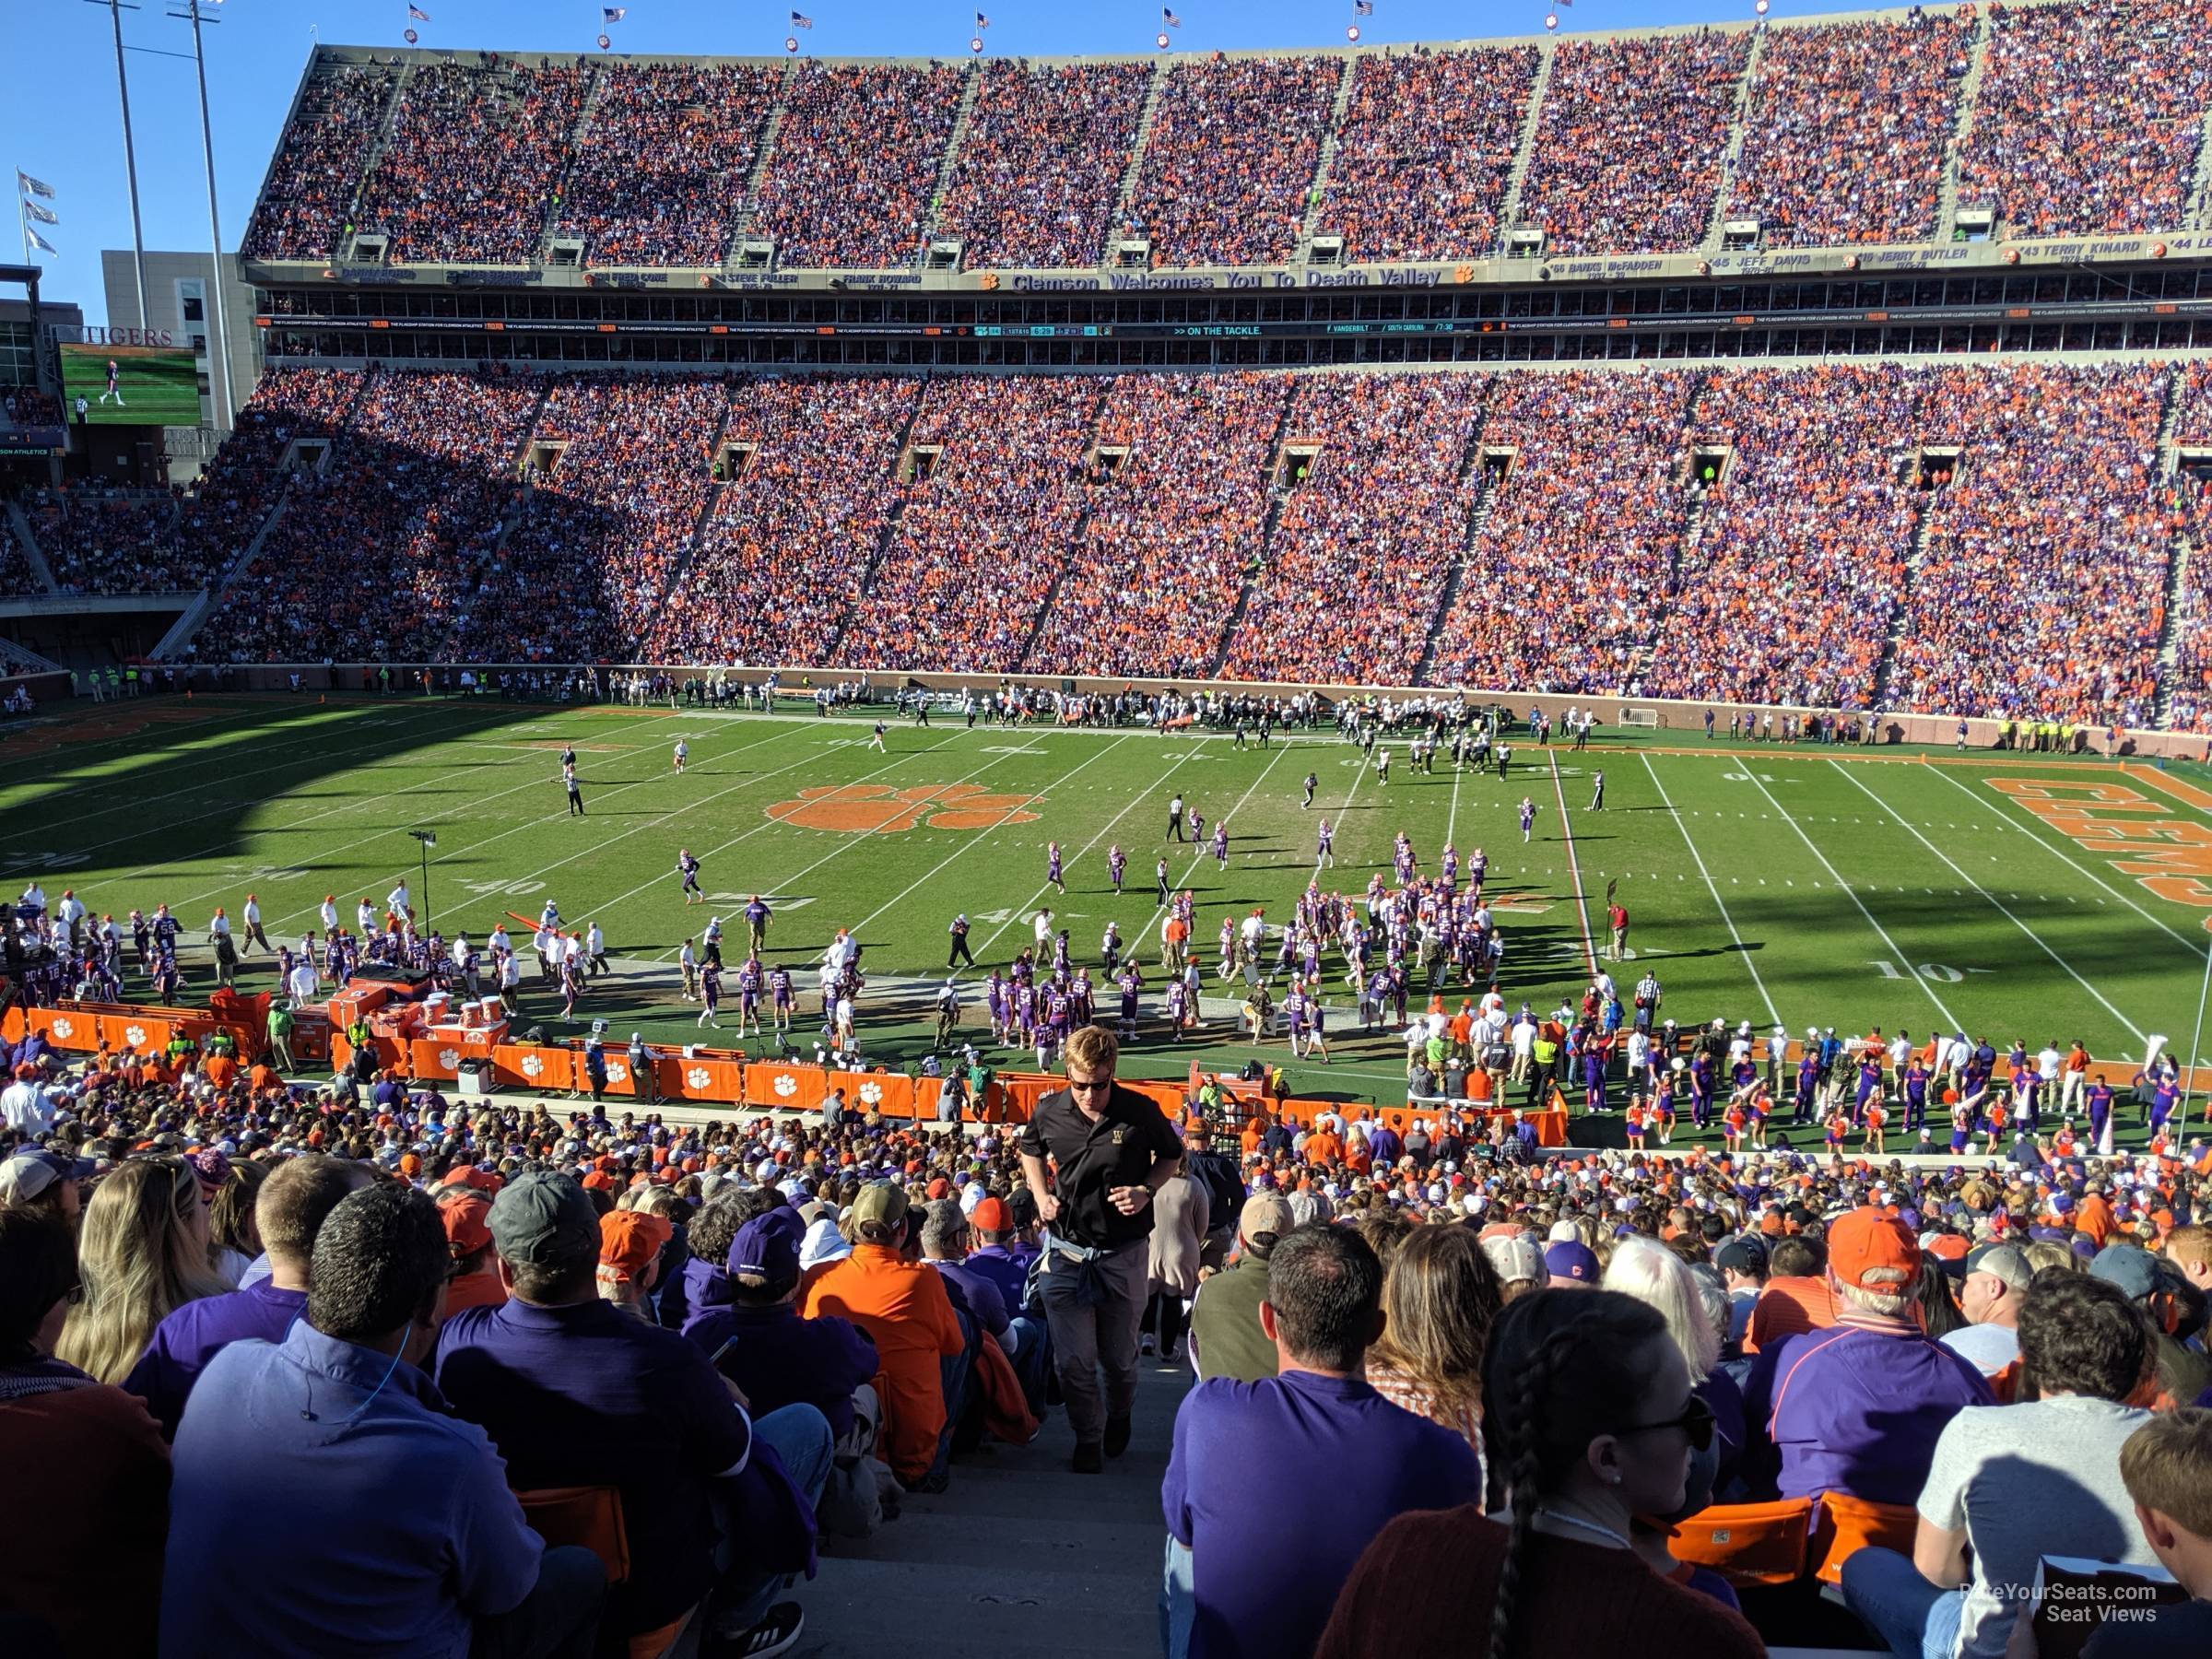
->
xmin=166 ymin=0 xmax=237 ymax=433
xmin=85 ymin=0 xmax=150 ymax=329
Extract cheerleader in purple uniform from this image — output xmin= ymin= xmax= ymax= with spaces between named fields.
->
xmin=1046 ymin=841 xmax=1065 ymax=894
xmin=1315 ymin=819 xmax=1335 ymax=869
xmin=1212 ymin=822 xmax=1230 ymax=871
xmin=1109 ymin=844 xmax=1127 ymax=892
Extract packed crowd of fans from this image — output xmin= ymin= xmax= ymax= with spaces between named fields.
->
xmin=1027 ymin=371 xmax=1287 ymax=680
xmin=1120 ymin=56 xmax=1343 ymax=269
xmin=1222 ymin=373 xmax=1488 ymax=688
xmin=749 ymin=62 xmax=968 ymax=269
xmin=459 ymin=375 xmax=728 ymax=663
xmin=1644 ymin=364 xmax=1920 ymax=710
xmin=554 ymin=64 xmax=784 ymax=268
xmin=1888 ymin=363 xmax=2170 ymax=727
xmin=1429 ymin=370 xmax=1696 ymax=695
xmin=832 ymin=376 xmax=1100 ymax=675
xmin=355 ymin=61 xmax=591 ymax=265
xmin=239 ymin=62 xmax=398 ymax=262
xmin=1316 ymin=45 xmax=1539 ymax=265
xmin=646 ymin=376 xmax=919 ymax=666
xmin=2166 ymin=359 xmax=2212 ymax=736
xmin=23 ymin=489 xmax=188 ymax=596
xmin=1724 ymin=16 xmax=1971 ymax=248
xmin=1516 ymin=31 xmax=1753 ymax=257
xmin=934 ymin=61 xmax=1152 ymax=271
xmin=209 ymin=368 xmax=540 ymax=662
xmin=6 ymin=993 xmax=2212 ymax=1657
xmin=1958 ymin=0 xmax=2212 ymax=240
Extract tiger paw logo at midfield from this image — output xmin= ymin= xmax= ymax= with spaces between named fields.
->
xmin=766 ymin=782 xmax=1041 ymax=834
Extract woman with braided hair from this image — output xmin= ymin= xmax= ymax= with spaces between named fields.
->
xmin=1313 ymin=1289 xmax=1765 ymax=1659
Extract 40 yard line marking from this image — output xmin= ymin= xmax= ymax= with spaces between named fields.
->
xmin=1641 ymin=754 xmax=1781 ymax=1028
xmin=1831 ymin=761 xmax=2147 ymax=1044
xmin=1548 ymin=750 xmax=1598 ymax=982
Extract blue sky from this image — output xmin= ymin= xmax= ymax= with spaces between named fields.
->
xmin=10 ymin=0 xmax=1849 ymax=324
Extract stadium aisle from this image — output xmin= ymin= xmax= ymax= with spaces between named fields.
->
xmin=798 ymin=1363 xmax=1189 ymax=1658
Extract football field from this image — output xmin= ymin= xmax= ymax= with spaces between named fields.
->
xmin=7 ymin=693 xmax=2210 ymax=1139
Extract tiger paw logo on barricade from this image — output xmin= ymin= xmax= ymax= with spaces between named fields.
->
xmin=766 ymin=782 xmax=1041 ymax=834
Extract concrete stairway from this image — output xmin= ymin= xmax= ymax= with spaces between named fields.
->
xmin=1106 ymin=65 xmax=1170 ymax=246
xmin=4 ymin=500 xmax=61 ymax=594
xmin=1293 ymin=53 xmax=1363 ymax=253
xmin=920 ymin=63 xmax=986 ymax=245
xmin=1936 ymin=6 xmax=1994 ymax=241
xmin=796 ymin=1359 xmax=1189 ymax=1659
xmin=1701 ymin=21 xmax=1771 ymax=252
xmin=1496 ymin=39 xmax=1557 ymax=241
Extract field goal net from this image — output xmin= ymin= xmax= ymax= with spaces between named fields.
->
xmin=1618 ymin=707 xmax=1660 ymax=728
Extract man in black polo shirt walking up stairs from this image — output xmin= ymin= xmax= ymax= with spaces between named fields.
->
xmin=1018 ymin=1025 xmax=1185 ymax=1474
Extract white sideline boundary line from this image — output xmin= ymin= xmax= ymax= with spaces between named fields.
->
xmin=1830 ymin=761 xmax=2147 ymax=1045
xmin=1736 ymin=765 xmax=1962 ymax=1029
xmin=1641 ymin=753 xmax=1782 ymax=1029
xmin=1548 ymin=750 xmax=1598 ymax=982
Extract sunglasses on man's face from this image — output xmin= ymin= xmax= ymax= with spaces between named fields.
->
xmin=1615 ymin=1392 xmax=1715 ymax=1453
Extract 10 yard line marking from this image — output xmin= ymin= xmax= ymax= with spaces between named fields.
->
xmin=1832 ymin=762 xmax=2147 ymax=1044
xmin=1548 ymin=750 xmax=1598 ymax=982
xmin=1735 ymin=764 xmax=1962 ymax=1028
xmin=1642 ymin=754 xmax=1781 ymax=1028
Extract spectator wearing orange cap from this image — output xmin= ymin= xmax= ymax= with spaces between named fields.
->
xmin=597 ymin=1208 xmax=673 ymax=1323
xmin=1743 ymin=1208 xmax=1993 ymax=1505
xmin=439 ymin=1188 xmax=505 ymax=1313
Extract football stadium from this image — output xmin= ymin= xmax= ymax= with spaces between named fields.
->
xmin=6 ymin=0 xmax=2212 ymax=1654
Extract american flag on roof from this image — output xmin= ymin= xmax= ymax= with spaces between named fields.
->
xmin=1353 ymin=0 xmax=1371 ymax=14
xmin=18 ymin=173 xmax=56 ymax=200
xmin=1162 ymin=6 xmax=1181 ymax=23
xmin=407 ymin=5 xmax=429 ymax=20
xmin=603 ymin=6 xmax=627 ymax=20
xmin=975 ymin=9 xmax=990 ymax=26
xmin=791 ymin=9 xmax=813 ymax=26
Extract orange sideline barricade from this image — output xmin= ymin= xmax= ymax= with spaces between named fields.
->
xmin=410 ymin=1039 xmax=462 ymax=1081
xmin=1669 ymin=1499 xmax=1814 ymax=1586
xmin=670 ymin=1055 xmax=743 ymax=1105
xmin=100 ymin=1013 xmax=172 ymax=1055
xmin=492 ymin=1042 xmax=574 ymax=1093
xmin=745 ymin=1060 xmax=824 ymax=1112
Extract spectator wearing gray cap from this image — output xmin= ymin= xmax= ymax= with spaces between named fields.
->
xmin=1188 ymin=1191 xmax=1293 ymax=1384
xmin=435 ymin=1171 xmax=830 ymax=1659
xmin=1941 ymin=1243 xmax=2030 ymax=1381
xmin=0 ymin=1147 xmax=93 ymax=1230
xmin=160 ymin=1182 xmax=607 ymax=1659
xmin=2090 ymin=1242 xmax=2211 ymax=1406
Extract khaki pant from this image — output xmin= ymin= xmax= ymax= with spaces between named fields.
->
xmin=1039 ymin=1235 xmax=1149 ymax=1447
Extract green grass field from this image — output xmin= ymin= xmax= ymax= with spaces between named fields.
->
xmin=8 ymin=693 xmax=2211 ymax=1140
xmin=56 ymin=345 xmax=205 ymax=428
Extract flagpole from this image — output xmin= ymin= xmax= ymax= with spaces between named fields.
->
xmin=174 ymin=0 xmax=237 ymax=434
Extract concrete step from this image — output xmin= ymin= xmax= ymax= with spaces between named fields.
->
xmin=797 ymin=1356 xmax=1190 ymax=1656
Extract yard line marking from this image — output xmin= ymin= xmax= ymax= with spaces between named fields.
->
xmin=85 ymin=704 xmax=734 ymax=926
xmin=970 ymin=740 xmax=1200 ymax=964
xmin=851 ymin=735 xmax=1137 ymax=942
xmin=620 ymin=736 xmax=1045 ymax=960
xmin=1445 ymin=749 xmax=1464 ymax=849
xmin=1548 ymin=751 xmax=1598 ymax=982
xmin=1158 ymin=742 xmax=1302 ymax=950
xmin=1735 ymin=765 xmax=1960 ymax=1027
xmin=256 ymin=715 xmax=813 ymax=936
xmin=1641 ymin=755 xmax=1781 ymax=1027
xmin=1923 ymin=764 xmax=2212 ymax=968
xmin=1830 ymin=761 xmax=2146 ymax=1044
